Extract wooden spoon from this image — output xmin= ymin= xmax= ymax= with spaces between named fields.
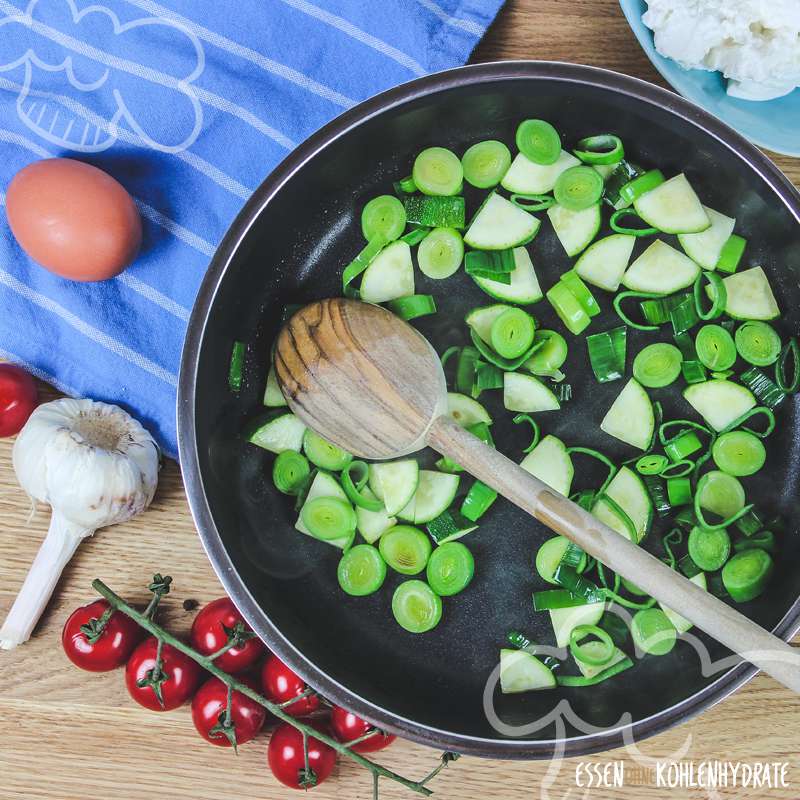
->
xmin=275 ymin=298 xmax=800 ymax=693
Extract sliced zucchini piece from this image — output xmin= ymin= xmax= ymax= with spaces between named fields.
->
xmin=501 ymin=150 xmax=580 ymax=194
xmin=465 ymin=303 xmax=513 ymax=344
xmin=603 ymin=466 xmax=652 ymax=542
xmin=549 ymin=602 xmax=605 ymax=648
xmin=520 ymin=434 xmax=574 ymax=497
xmin=708 ymin=266 xmax=780 ymax=321
xmin=677 ymin=206 xmax=735 ymax=270
xmin=633 ymin=173 xmax=710 ymax=234
xmin=368 ymin=460 xmax=420 ymax=516
xmin=263 ymin=364 xmax=287 ymax=407
xmin=660 ymin=572 xmax=707 ymax=633
xmin=546 ymin=202 xmax=601 ymax=257
xmin=355 ymin=487 xmax=397 ymax=544
xmin=575 ymin=645 xmax=628 ymax=679
xmin=600 ymin=378 xmax=654 ymax=450
xmin=499 ymin=648 xmax=556 ymax=692
xmin=503 ymin=372 xmax=560 ymax=413
xmin=472 ymin=246 xmax=543 ymax=305
xmin=574 ymin=234 xmax=635 ymax=292
xmin=295 ymin=471 xmax=352 ymax=549
xmin=683 ymin=379 xmax=756 ymax=432
xmin=359 ymin=240 xmax=414 ymax=303
xmin=409 ymin=470 xmax=461 ymax=525
xmin=248 ymin=411 xmax=306 ymax=454
xmin=622 ymin=239 xmax=700 ymax=293
xmin=447 ymin=392 xmax=492 ymax=426
xmin=464 ymin=193 xmax=541 ymax=250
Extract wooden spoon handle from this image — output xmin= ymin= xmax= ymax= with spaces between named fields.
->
xmin=427 ymin=414 xmax=800 ymax=693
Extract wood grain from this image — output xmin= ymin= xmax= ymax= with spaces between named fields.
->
xmin=2 ymin=1 xmax=800 ymax=798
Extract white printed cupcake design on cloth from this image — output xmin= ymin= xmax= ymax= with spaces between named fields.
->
xmin=0 ymin=0 xmax=205 ymax=152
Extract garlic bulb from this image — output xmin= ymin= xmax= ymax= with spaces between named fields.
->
xmin=0 ymin=399 xmax=159 ymax=649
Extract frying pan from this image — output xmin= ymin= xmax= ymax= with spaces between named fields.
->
xmin=177 ymin=62 xmax=800 ymax=758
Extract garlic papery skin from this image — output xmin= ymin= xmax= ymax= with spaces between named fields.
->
xmin=0 ymin=399 xmax=160 ymax=649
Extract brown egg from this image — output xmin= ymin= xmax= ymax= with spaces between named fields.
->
xmin=6 ymin=158 xmax=142 ymax=282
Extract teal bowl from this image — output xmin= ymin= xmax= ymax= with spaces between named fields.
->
xmin=620 ymin=0 xmax=800 ymax=157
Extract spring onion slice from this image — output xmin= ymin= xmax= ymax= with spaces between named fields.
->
xmin=735 ymin=321 xmax=781 ymax=367
xmin=613 ymin=291 xmax=662 ymax=331
xmin=386 ymin=294 xmax=437 ymax=321
xmin=604 ymin=160 xmax=645 ymax=207
xmin=560 ymin=270 xmax=601 ymax=317
xmin=455 ymin=346 xmax=480 ymax=395
xmin=739 ymin=367 xmax=786 ymax=410
xmin=586 ymin=326 xmax=627 ymax=382
xmin=722 ymin=406 xmax=776 ymax=438
xmin=464 ymin=249 xmax=515 ymax=283
xmin=512 ymin=413 xmax=541 ymax=453
xmin=394 ymin=175 xmax=417 ymax=196
xmin=554 ymin=166 xmax=604 ymax=211
xmin=735 ymin=507 xmax=765 ymax=537
xmin=776 ymin=337 xmax=800 ymax=393
xmin=609 ymin=208 xmax=657 ymax=237
xmin=632 ymin=343 xmax=682 ymax=388
xmin=532 ymin=588 xmax=599 ymax=610
xmin=510 ymin=193 xmax=555 ymax=211
xmin=548 ymin=282 xmax=591 ymax=335
xmin=640 ymin=294 xmax=689 ymax=326
xmin=573 ymin=134 xmax=624 ymax=165
xmin=403 ymin=195 xmax=465 ymax=229
xmin=399 ymin=227 xmax=430 ymax=246
xmin=569 ymin=624 xmax=615 ymax=666
xmin=715 ymin=233 xmax=746 ymax=273
xmin=473 ymin=361 xmax=504 ymax=397
xmin=341 ymin=461 xmax=383 ymax=511
xmin=597 ymin=493 xmax=639 ymax=543
xmin=337 ymin=545 xmax=387 ymax=596
xmin=490 ymin=307 xmax=536 ymax=359
xmin=679 ymin=553 xmax=703 ymax=578
xmin=694 ymin=471 xmax=753 ymax=531
xmin=273 ymin=451 xmax=311 ymax=495
xmin=659 ymin=460 xmax=694 ymax=479
xmin=688 ymin=525 xmax=731 ymax=571
xmin=413 ymin=146 xmax=463 ymax=196
xmin=460 ymin=479 xmax=498 ymax=522
xmin=556 ymin=656 xmax=634 ymax=686
xmin=553 ymin=563 xmax=605 ymax=603
xmin=682 ymin=359 xmax=708 ymax=384
xmin=667 ymin=477 xmax=692 ymax=507
xmin=693 ymin=271 xmax=726 ymax=321
xmin=526 ymin=329 xmax=569 ymax=376
xmin=461 ymin=140 xmax=511 ymax=189
xmin=228 ymin=340 xmax=245 ymax=392
xmin=636 ymin=454 xmax=669 ymax=475
xmin=661 ymin=527 xmax=683 ymax=569
xmin=722 ymin=549 xmax=774 ymax=602
xmin=663 ymin=429 xmax=703 ymax=461
xmin=734 ymin=529 xmax=776 ymax=553
xmin=670 ymin=296 xmax=700 ymax=336
xmin=361 ymin=194 xmax=407 ymax=242
xmin=617 ymin=169 xmax=665 ymax=208
xmin=440 ymin=345 xmax=461 ymax=377
xmin=695 ymin=324 xmax=737 ymax=371
xmin=712 ymin=430 xmax=766 ymax=476
xmin=469 ymin=328 xmax=543 ymax=371
xmin=301 ymin=496 xmax=357 ymax=541
xmin=506 ymin=630 xmax=561 ymax=671
xmin=516 ymin=119 xmax=561 ymax=165
xmin=567 ymin=447 xmax=617 ymax=494
xmin=642 ymin=474 xmax=671 ymax=517
xmin=342 ymin=234 xmax=388 ymax=297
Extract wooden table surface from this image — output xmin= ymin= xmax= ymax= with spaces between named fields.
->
xmin=2 ymin=2 xmax=799 ymax=798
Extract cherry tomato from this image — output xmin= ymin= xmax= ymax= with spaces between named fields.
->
xmin=190 ymin=597 xmax=265 ymax=674
xmin=261 ymin=654 xmax=319 ymax=717
xmin=268 ymin=722 xmax=336 ymax=790
xmin=191 ymin=674 xmax=267 ymax=747
xmin=330 ymin=706 xmax=396 ymax=753
xmin=61 ymin=599 xmax=142 ymax=672
xmin=0 ymin=364 xmax=37 ymax=437
xmin=125 ymin=636 xmax=203 ymax=711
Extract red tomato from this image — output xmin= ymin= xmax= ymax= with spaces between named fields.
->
xmin=125 ymin=636 xmax=203 ymax=711
xmin=329 ymin=706 xmax=396 ymax=753
xmin=0 ymin=364 xmax=37 ymax=437
xmin=61 ymin=599 xmax=142 ymax=672
xmin=261 ymin=654 xmax=319 ymax=717
xmin=190 ymin=597 xmax=265 ymax=674
xmin=191 ymin=675 xmax=267 ymax=748
xmin=268 ymin=722 xmax=336 ymax=790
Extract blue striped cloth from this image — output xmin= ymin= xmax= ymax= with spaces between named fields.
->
xmin=0 ymin=0 xmax=504 ymax=458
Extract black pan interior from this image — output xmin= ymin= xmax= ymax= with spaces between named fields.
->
xmin=190 ymin=73 xmax=800 ymax=752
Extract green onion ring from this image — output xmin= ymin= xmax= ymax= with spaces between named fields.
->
xmin=693 ymin=271 xmax=726 ymax=321
xmin=609 ymin=208 xmax=658 ymax=237
xmin=721 ymin=406 xmax=776 ymax=438
xmin=569 ymin=624 xmax=615 ymax=666
xmin=776 ymin=337 xmax=800 ymax=393
xmin=573 ymin=134 xmax=625 ymax=165
xmin=659 ymin=460 xmax=694 ymax=479
xmin=636 ymin=454 xmax=669 ymax=475
xmin=613 ymin=291 xmax=662 ymax=331
xmin=512 ymin=413 xmax=541 ymax=453
xmin=341 ymin=461 xmax=383 ymax=511
xmin=510 ymin=193 xmax=555 ymax=211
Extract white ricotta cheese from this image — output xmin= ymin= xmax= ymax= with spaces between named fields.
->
xmin=643 ymin=0 xmax=800 ymax=101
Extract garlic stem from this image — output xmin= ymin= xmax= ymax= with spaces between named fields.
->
xmin=0 ymin=512 xmax=92 ymax=650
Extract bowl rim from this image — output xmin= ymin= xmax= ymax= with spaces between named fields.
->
xmin=177 ymin=60 xmax=800 ymax=759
